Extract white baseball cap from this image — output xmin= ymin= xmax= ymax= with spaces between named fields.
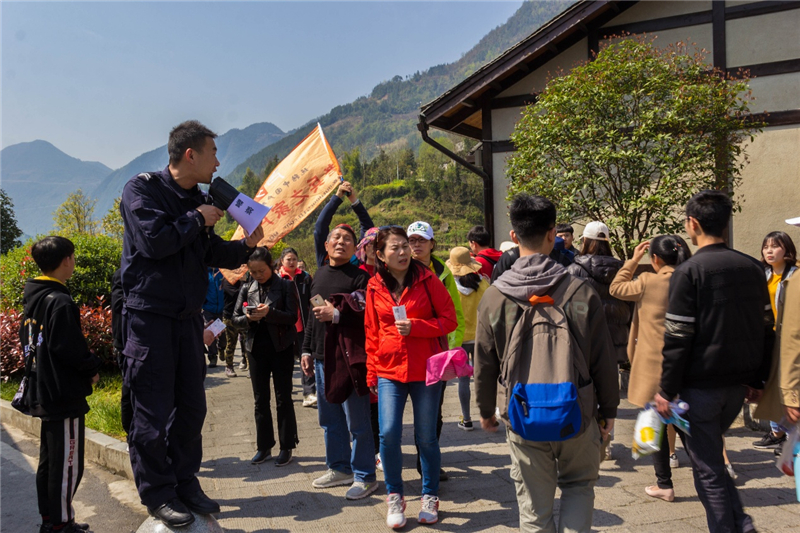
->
xmin=581 ymin=221 xmax=610 ymax=241
xmin=407 ymin=221 xmax=434 ymax=240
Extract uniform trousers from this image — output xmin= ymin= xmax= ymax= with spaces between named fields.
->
xmin=122 ymin=308 xmax=206 ymax=509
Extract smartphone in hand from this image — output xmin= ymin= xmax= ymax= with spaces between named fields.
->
xmin=311 ymin=294 xmax=326 ymax=307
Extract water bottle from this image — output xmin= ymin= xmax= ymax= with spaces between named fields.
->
xmin=670 ymin=401 xmax=689 ymax=416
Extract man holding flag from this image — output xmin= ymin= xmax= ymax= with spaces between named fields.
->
xmin=119 ymin=120 xmax=262 ymax=527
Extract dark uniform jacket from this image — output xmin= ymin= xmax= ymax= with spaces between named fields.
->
xmin=20 ymin=279 xmax=101 ymax=420
xmin=119 ymin=167 xmax=250 ymax=318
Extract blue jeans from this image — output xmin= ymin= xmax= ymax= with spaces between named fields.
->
xmin=314 ymin=359 xmax=375 ymax=483
xmin=379 ymin=377 xmax=442 ymax=497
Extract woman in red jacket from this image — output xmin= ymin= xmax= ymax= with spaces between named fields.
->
xmin=365 ymin=227 xmax=457 ymax=529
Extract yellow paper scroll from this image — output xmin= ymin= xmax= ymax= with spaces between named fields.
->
xmin=222 ymin=124 xmax=341 ymax=282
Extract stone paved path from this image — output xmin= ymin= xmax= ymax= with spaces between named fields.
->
xmin=199 ymin=354 xmax=799 ymax=532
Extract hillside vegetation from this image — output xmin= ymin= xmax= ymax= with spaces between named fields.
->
xmin=220 ymin=1 xmax=573 ymax=266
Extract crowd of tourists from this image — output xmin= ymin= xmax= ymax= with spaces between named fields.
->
xmin=18 ymin=121 xmax=800 ymax=533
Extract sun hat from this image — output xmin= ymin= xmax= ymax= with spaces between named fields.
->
xmin=407 ymin=221 xmax=434 ymax=241
xmin=581 ymin=221 xmax=610 ymax=241
xmin=446 ymin=247 xmax=483 ymax=276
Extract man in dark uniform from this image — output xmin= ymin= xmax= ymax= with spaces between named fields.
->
xmin=119 ymin=120 xmax=262 ymax=527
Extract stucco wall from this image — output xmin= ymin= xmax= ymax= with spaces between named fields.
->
xmin=733 ymin=125 xmax=800 ymax=258
xmin=486 ymin=2 xmax=799 ymax=255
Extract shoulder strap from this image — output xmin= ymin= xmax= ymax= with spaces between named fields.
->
xmin=478 ymin=253 xmax=498 ymax=266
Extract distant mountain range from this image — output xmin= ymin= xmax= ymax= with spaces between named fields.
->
xmin=2 ymin=122 xmax=286 ymax=236
xmin=91 ymin=121 xmax=286 ymax=217
xmin=1 ymin=140 xmax=113 ymax=237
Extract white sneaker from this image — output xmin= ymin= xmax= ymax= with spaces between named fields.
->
xmin=312 ymin=469 xmax=354 ymax=488
xmin=303 ymin=394 xmax=318 ymax=408
xmin=386 ymin=493 xmax=406 ymax=529
xmin=376 ymin=453 xmax=384 ymax=472
xmin=345 ymin=480 xmax=379 ymax=500
xmin=418 ymin=494 xmax=439 ymax=525
xmin=669 ymin=453 xmax=679 ymax=469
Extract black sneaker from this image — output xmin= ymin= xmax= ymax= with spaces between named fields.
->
xmin=275 ymin=449 xmax=293 ymax=467
xmin=753 ymin=432 xmax=786 ymax=448
xmin=251 ymin=450 xmax=272 ymax=464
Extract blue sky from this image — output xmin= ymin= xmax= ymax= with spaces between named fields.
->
xmin=2 ymin=1 xmax=523 ymax=169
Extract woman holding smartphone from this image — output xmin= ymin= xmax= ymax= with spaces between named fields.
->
xmin=233 ymin=247 xmax=299 ymax=467
xmin=365 ymin=227 xmax=457 ymax=528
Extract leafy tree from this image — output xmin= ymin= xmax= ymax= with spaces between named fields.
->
xmin=507 ymin=37 xmax=762 ymax=259
xmin=0 ymin=189 xmax=23 ymax=254
xmin=341 ymin=149 xmax=364 ymax=189
xmin=239 ymin=167 xmax=261 ymax=199
xmin=53 ymin=189 xmax=100 ymax=236
xmin=102 ymin=197 xmax=124 ymax=240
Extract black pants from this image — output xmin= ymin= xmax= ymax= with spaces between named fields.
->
xmin=250 ymin=334 xmax=298 ymax=451
xmin=123 ymin=308 xmax=207 ymax=508
xmin=37 ymin=417 xmax=85 ymax=526
xmin=681 ymin=386 xmax=753 ymax=533
xmin=115 ymin=348 xmax=133 ymax=434
xmin=653 ymin=425 xmax=686 ymax=489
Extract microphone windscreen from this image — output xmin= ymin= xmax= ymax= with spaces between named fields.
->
xmin=208 ymin=177 xmax=239 ymax=210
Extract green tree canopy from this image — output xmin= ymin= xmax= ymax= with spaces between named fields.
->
xmin=102 ymin=197 xmax=124 ymax=240
xmin=1 ymin=189 xmax=23 ymax=254
xmin=507 ymin=36 xmax=762 ymax=259
xmin=53 ymin=189 xmax=100 ymax=236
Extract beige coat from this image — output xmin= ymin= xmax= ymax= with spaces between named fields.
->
xmin=755 ymin=274 xmax=800 ymax=421
xmin=609 ymin=261 xmax=674 ymax=407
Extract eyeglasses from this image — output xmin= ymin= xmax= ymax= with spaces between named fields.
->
xmin=408 ymin=238 xmax=429 ymax=245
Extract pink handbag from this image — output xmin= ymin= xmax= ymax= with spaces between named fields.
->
xmin=426 ymin=347 xmax=473 ymax=386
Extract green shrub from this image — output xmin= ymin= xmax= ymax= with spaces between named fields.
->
xmin=0 ymin=234 xmax=122 ymax=311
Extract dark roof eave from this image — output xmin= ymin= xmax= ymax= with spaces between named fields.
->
xmin=421 ymin=0 xmax=622 ymax=129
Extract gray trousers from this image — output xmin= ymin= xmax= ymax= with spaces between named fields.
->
xmin=681 ymin=386 xmax=753 ymax=533
xmin=507 ymin=421 xmax=602 ymax=533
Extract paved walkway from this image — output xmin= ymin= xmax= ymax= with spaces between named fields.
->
xmin=198 ymin=354 xmax=800 ymax=533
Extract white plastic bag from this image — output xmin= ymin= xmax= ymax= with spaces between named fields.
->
xmin=632 ymin=404 xmax=665 ymax=459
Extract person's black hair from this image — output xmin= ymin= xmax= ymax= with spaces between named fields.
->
xmin=508 ymin=194 xmax=556 ymax=248
xmin=467 ymin=225 xmax=491 ymax=247
xmin=31 ymin=236 xmax=75 ymax=273
xmin=761 ymin=231 xmax=797 ymax=272
xmin=649 ymin=235 xmax=691 ymax=267
xmin=280 ymin=247 xmax=299 ymax=263
xmin=555 ymin=223 xmax=574 ymax=235
xmin=455 ymin=272 xmax=482 ymax=291
xmin=247 ymin=247 xmax=273 ymax=268
xmin=168 ymin=120 xmax=217 ymax=165
xmin=685 ymin=190 xmax=732 ymax=238
xmin=375 ymin=227 xmax=424 ymax=293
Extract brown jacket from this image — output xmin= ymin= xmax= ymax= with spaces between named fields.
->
xmin=475 ymin=257 xmax=619 ymax=423
xmin=609 ymin=261 xmax=674 ymax=407
xmin=755 ymin=274 xmax=800 ymax=421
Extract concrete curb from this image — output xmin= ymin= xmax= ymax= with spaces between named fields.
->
xmin=1 ymin=399 xmax=133 ymax=480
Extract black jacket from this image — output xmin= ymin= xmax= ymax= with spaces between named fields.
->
xmin=660 ymin=243 xmax=774 ymax=399
xmin=232 ymin=273 xmax=298 ymax=354
xmin=567 ymin=254 xmax=633 ymax=363
xmin=20 ymin=279 xmax=101 ymax=420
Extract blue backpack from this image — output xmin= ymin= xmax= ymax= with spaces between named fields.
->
xmin=499 ymin=277 xmax=595 ymax=442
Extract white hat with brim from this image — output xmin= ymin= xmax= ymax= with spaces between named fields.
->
xmin=786 ymin=217 xmax=800 ymax=227
xmin=581 ymin=221 xmax=611 ymax=241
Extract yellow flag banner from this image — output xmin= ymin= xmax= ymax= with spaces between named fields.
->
xmin=221 ymin=124 xmax=341 ymax=283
